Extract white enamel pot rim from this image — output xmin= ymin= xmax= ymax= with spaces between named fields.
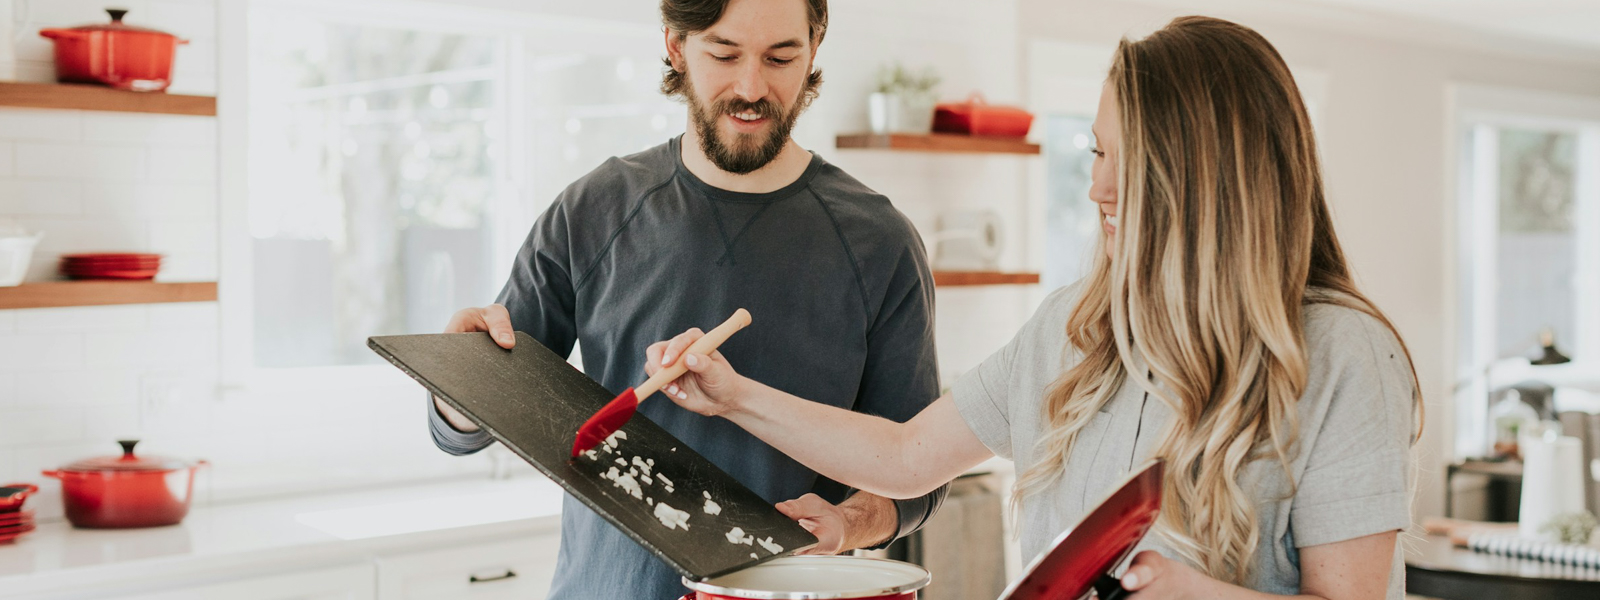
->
xmin=683 ymin=556 xmax=931 ymax=599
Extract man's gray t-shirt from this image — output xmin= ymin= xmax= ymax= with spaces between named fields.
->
xmin=953 ymin=284 xmax=1415 ymax=598
xmin=429 ymin=136 xmax=946 ymax=599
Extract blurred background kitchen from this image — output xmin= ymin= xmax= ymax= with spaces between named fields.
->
xmin=0 ymin=0 xmax=1598 ymax=598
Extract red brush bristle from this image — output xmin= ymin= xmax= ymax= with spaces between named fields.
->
xmin=571 ymin=388 xmax=638 ymax=457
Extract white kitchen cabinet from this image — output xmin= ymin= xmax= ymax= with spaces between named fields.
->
xmin=376 ymin=535 xmax=559 ymax=600
xmin=113 ymin=563 xmax=376 ymax=600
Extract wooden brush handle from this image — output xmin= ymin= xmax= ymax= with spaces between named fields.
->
xmin=635 ymin=309 xmax=752 ymax=401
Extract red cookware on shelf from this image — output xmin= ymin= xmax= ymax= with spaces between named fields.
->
xmin=933 ymin=94 xmax=1035 ymax=138
xmin=38 ymin=9 xmax=187 ymax=92
xmin=42 ymin=440 xmax=206 ymax=529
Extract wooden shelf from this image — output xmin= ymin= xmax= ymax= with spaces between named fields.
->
xmin=0 ymin=281 xmax=218 ymax=309
xmin=836 ymin=133 xmax=1040 ymax=155
xmin=933 ymin=271 xmax=1041 ymax=286
xmin=0 ymin=82 xmax=216 ymax=116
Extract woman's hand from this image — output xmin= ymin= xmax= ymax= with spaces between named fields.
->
xmin=1119 ymin=551 xmax=1223 ymax=599
xmin=644 ymin=328 xmax=748 ymax=417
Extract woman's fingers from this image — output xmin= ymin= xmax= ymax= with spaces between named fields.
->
xmin=660 ymin=328 xmax=704 ymax=367
xmin=1120 ymin=550 xmax=1163 ymax=590
xmin=644 ymin=341 xmax=668 ymax=376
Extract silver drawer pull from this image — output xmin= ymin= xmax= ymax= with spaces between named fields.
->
xmin=469 ymin=569 xmax=518 ymax=584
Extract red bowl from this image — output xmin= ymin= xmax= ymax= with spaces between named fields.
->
xmin=0 ymin=484 xmax=37 ymax=512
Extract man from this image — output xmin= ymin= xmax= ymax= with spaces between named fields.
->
xmin=428 ymin=0 xmax=946 ymax=596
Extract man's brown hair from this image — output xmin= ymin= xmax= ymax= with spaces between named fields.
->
xmin=659 ymin=0 xmax=826 ymax=100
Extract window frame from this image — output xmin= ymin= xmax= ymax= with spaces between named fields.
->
xmin=1450 ymin=84 xmax=1600 ymax=459
xmin=217 ymin=0 xmax=664 ymax=398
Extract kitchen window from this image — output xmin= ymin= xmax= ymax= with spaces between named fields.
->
xmin=222 ymin=0 xmax=682 ymax=389
xmin=1453 ymin=85 xmax=1600 ymax=458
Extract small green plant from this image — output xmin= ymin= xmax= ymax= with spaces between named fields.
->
xmin=874 ymin=62 xmax=940 ymax=97
xmin=1539 ymin=511 xmax=1598 ymax=545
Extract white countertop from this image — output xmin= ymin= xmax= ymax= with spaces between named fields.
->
xmin=0 ymin=476 xmax=566 ymax=598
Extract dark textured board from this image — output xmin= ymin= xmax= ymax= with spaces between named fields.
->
xmin=368 ymin=332 xmax=815 ymax=581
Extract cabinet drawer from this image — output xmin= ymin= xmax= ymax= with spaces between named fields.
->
xmin=377 ymin=536 xmax=557 ymax=600
xmin=115 ymin=563 xmax=376 ymax=600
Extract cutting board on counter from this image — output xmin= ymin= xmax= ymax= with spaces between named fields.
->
xmin=368 ymin=332 xmax=816 ymax=582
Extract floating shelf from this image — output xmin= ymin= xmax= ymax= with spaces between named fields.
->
xmin=0 ymin=82 xmax=216 ymax=116
xmin=933 ymin=271 xmax=1041 ymax=286
xmin=0 ymin=281 xmax=218 ymax=309
xmin=836 ymin=133 xmax=1040 ymax=155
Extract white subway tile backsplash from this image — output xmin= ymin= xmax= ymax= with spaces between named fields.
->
xmin=13 ymin=61 xmax=55 ymax=84
xmin=0 ymin=143 xmax=13 ymax=177
xmin=15 ymin=368 xmax=140 ymax=407
xmin=153 ymin=252 xmax=216 ymax=281
xmin=0 ymin=333 xmax=83 ymax=371
xmin=15 ymin=143 xmax=144 ymax=181
xmin=171 ymin=37 xmax=217 ymax=78
xmin=0 ymin=310 xmax=14 ymax=333
xmin=15 ymin=305 xmax=149 ymax=333
xmin=13 ymin=34 xmax=54 ymax=63
xmin=142 ymin=183 xmax=215 ymax=218
xmin=147 ymin=1 xmax=217 ymax=38
xmin=149 ymin=219 xmax=215 ymax=254
xmin=25 ymin=1 xmax=153 ymax=27
xmin=84 ymin=402 xmax=143 ymax=441
xmin=0 ymin=448 xmax=15 ymax=484
xmin=146 ymin=147 xmax=215 ymax=183
xmin=0 ymin=180 xmax=83 ymax=216
xmin=24 ymin=218 xmax=148 ymax=253
xmin=81 ymin=114 xmax=216 ymax=145
xmin=148 ymin=302 xmax=218 ymax=331
xmin=0 ymin=372 xmax=15 ymax=407
xmin=81 ymin=182 xmax=219 ymax=219
xmin=84 ymin=329 xmax=216 ymax=368
xmin=0 ymin=408 xmax=86 ymax=445
xmin=0 ymin=108 xmax=83 ymax=141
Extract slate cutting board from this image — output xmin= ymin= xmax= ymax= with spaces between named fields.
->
xmin=368 ymin=332 xmax=816 ymax=582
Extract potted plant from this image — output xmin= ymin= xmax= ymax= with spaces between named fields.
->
xmin=868 ymin=62 xmax=941 ymax=134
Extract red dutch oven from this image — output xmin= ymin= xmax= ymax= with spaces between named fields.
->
xmin=38 ymin=9 xmax=187 ymax=92
xmin=41 ymin=440 xmax=206 ymax=529
xmin=679 ymin=556 xmax=930 ymax=600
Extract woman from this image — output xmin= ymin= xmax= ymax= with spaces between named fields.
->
xmin=647 ymin=16 xmax=1422 ymax=600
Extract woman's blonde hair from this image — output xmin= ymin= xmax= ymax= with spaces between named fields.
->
xmin=1014 ymin=16 xmax=1422 ymax=585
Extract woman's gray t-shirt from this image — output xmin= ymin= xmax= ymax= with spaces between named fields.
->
xmin=952 ymin=285 xmax=1416 ymax=598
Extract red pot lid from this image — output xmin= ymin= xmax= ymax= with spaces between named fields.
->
xmin=60 ymin=9 xmax=181 ymax=39
xmin=60 ymin=440 xmax=195 ymax=473
xmin=998 ymin=459 xmax=1164 ymax=600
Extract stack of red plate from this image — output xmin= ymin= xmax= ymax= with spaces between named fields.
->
xmin=0 ymin=484 xmax=37 ymax=544
xmin=60 ymin=253 xmax=162 ymax=280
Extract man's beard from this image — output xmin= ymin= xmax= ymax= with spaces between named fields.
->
xmin=683 ymin=76 xmax=806 ymax=175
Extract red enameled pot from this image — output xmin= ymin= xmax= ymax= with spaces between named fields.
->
xmin=678 ymin=556 xmax=930 ymax=600
xmin=39 ymin=9 xmax=187 ymax=92
xmin=42 ymin=440 xmax=206 ymax=529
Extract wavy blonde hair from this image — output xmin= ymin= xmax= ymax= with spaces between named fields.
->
xmin=1015 ymin=16 xmax=1422 ymax=585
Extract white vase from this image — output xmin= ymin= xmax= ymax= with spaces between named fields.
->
xmin=868 ymin=92 xmax=894 ymax=134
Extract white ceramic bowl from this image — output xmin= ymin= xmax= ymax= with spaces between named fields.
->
xmin=0 ymin=233 xmax=43 ymax=287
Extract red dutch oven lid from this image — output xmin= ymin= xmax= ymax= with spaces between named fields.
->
xmin=56 ymin=9 xmax=183 ymax=40
xmin=59 ymin=440 xmax=196 ymax=473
